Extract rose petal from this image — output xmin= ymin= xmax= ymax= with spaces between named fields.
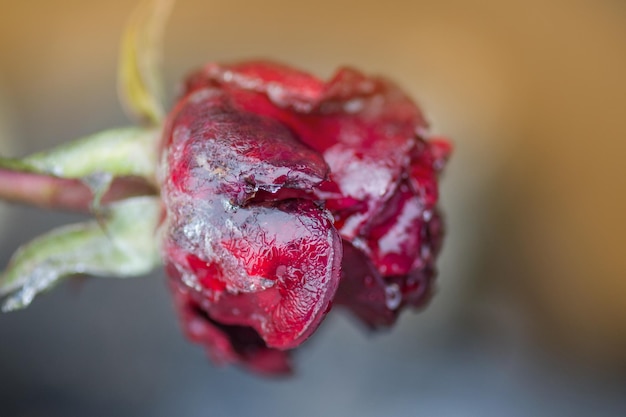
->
xmin=204 ymin=200 xmax=342 ymax=349
xmin=170 ymin=281 xmax=292 ymax=375
xmin=191 ymin=61 xmax=429 ymax=239
xmin=334 ymin=242 xmax=398 ymax=328
xmin=161 ymin=80 xmax=343 ymax=350
xmin=164 ymin=199 xmax=342 ymax=349
xmin=163 ymin=86 xmax=328 ymax=205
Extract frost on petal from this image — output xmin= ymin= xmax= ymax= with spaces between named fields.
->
xmin=200 ymin=60 xmax=325 ymax=111
xmin=161 ymin=85 xmax=342 ymax=350
xmin=190 ymin=62 xmax=429 ymax=240
xmin=161 ymin=59 xmax=451 ymax=365
xmin=162 ymin=87 xmax=328 ymax=205
xmin=163 ymin=199 xmax=342 ymax=349
xmin=205 ymin=200 xmax=343 ymax=349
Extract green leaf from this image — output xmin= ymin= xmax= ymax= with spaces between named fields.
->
xmin=118 ymin=0 xmax=175 ymax=125
xmin=0 ymin=197 xmax=162 ymax=311
xmin=20 ymin=126 xmax=160 ymax=181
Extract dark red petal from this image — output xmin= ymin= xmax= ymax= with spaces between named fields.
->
xmin=425 ymin=136 xmax=453 ymax=173
xmin=170 ymin=281 xmax=292 ymax=375
xmin=363 ymin=181 xmax=427 ymax=276
xmin=334 ymin=242 xmax=398 ymax=328
xmin=357 ymin=135 xmax=448 ymax=276
xmin=335 ymin=182 xmax=445 ymax=327
xmin=385 ymin=209 xmax=443 ymax=310
xmin=408 ymin=138 xmax=450 ymax=208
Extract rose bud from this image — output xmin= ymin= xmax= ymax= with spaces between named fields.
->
xmin=0 ymin=1 xmax=452 ymax=378
xmin=159 ymin=60 xmax=451 ymax=374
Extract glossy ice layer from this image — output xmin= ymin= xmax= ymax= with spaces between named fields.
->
xmin=160 ymin=60 xmax=451 ymax=374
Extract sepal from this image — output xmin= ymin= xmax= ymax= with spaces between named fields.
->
xmin=0 ymin=197 xmax=162 ymax=311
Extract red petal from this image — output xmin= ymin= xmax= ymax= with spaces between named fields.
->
xmin=163 ymin=87 xmax=328 ymax=205
xmin=161 ymin=81 xmax=343 ymax=350
xmin=192 ymin=61 xmax=429 ymax=239
xmin=170 ymin=281 xmax=292 ymax=375
xmin=334 ymin=242 xmax=398 ymax=328
xmin=205 ymin=200 xmax=342 ymax=349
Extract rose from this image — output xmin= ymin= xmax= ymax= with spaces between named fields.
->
xmin=0 ymin=1 xmax=451 ymax=377
xmin=159 ymin=60 xmax=451 ymax=374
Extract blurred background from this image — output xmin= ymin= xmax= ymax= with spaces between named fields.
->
xmin=1 ymin=0 xmax=625 ymax=415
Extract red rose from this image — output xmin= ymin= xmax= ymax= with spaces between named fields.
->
xmin=159 ymin=60 xmax=451 ymax=374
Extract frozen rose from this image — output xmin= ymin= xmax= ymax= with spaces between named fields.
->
xmin=159 ymin=60 xmax=451 ymax=374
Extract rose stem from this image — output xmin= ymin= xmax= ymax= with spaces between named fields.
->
xmin=0 ymin=166 xmax=157 ymax=213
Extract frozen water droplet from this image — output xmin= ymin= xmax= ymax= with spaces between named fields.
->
xmin=260 ymin=278 xmax=276 ymax=289
xmin=244 ymin=275 xmax=276 ymax=292
xmin=385 ymin=283 xmax=402 ymax=310
xmin=181 ymin=272 xmax=202 ymax=292
xmin=264 ymin=184 xmax=281 ymax=194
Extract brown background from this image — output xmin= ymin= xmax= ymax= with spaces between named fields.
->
xmin=1 ymin=0 xmax=625 ymax=415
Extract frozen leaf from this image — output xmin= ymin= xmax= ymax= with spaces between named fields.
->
xmin=20 ymin=127 xmax=159 ymax=181
xmin=0 ymin=197 xmax=162 ymax=311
